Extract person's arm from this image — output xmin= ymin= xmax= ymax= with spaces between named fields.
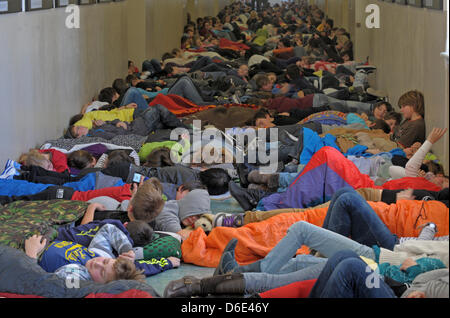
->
xmin=88 ymin=223 xmax=133 ymax=257
xmin=152 ymin=201 xmax=183 ymax=234
xmin=405 ymin=128 xmax=447 ymax=177
xmin=80 ymin=203 xmax=106 ymax=225
xmin=134 ymin=257 xmax=180 ymax=276
xmin=24 ymin=235 xmax=47 ymax=259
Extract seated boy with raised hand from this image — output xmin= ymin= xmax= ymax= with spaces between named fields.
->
xmin=152 ymin=188 xmax=212 ymax=241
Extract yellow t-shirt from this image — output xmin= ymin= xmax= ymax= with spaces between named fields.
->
xmin=74 ymin=108 xmax=135 ymax=130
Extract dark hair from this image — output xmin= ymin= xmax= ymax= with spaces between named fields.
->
xmin=143 ymin=147 xmax=174 ymax=168
xmin=98 ymin=87 xmax=117 ymax=104
xmin=199 ymin=168 xmax=231 ymax=195
xmin=161 ymin=53 xmax=175 ymax=61
xmin=67 ymin=150 xmax=95 ymax=170
xmin=373 ymin=101 xmax=393 ymax=113
xmin=371 ymin=119 xmax=391 ymax=134
xmin=106 ymin=150 xmax=134 ymax=167
xmin=178 ymin=181 xmax=207 ymax=193
xmin=112 ymin=78 xmax=129 ymax=96
xmin=69 ymin=114 xmax=84 ymax=126
xmin=326 ymin=18 xmax=334 ymax=28
xmin=126 ymin=220 xmax=154 ymax=247
xmin=384 ymin=111 xmax=402 ymax=125
xmin=286 ymin=64 xmax=302 ymax=81
xmin=163 ymin=64 xmax=174 ymax=76
xmin=126 ymin=74 xmax=138 ymax=86
xmin=252 ymin=108 xmax=271 ymax=126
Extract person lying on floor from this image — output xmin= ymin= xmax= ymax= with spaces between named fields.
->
xmin=163 ymin=188 xmax=448 ymax=297
xmin=65 ymin=103 xmax=187 ymax=140
xmin=24 ymin=220 xmax=178 ymax=284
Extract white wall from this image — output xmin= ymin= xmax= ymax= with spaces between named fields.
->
xmin=0 ymin=2 xmax=128 ymax=168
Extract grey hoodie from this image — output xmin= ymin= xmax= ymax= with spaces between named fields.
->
xmin=153 ymin=189 xmax=211 ymax=234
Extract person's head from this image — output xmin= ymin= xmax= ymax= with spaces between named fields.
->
xmin=199 ymin=168 xmax=231 ymax=195
xmin=98 ymin=87 xmax=119 ymax=104
xmin=128 ymin=178 xmax=165 ymax=222
xmin=175 ymin=181 xmax=207 ymax=200
xmin=126 ymin=74 xmax=141 ymax=87
xmin=85 ymin=256 xmax=145 ymax=284
xmin=267 ymin=72 xmax=277 ymax=85
xmin=398 ymin=90 xmax=425 ymax=119
xmin=253 ymin=108 xmax=274 ymax=128
xmin=384 ymin=111 xmax=402 ymax=133
xmin=430 ymin=174 xmax=449 ymax=189
xmin=105 ymin=150 xmax=134 ymax=168
xmin=370 ymin=119 xmax=391 ymax=134
xmin=254 ymin=74 xmax=272 ymax=92
xmin=178 ymin=189 xmax=211 ymax=227
xmin=372 ymin=101 xmax=392 ymax=120
xmin=67 ymin=125 xmax=89 ymax=139
xmin=67 ymin=150 xmax=96 ymax=170
xmin=237 ymin=64 xmax=249 ymax=78
xmin=143 ymin=147 xmax=174 ymax=168
xmin=126 ymin=220 xmax=154 ymax=247
xmin=112 ymin=78 xmax=129 ymax=96
xmin=18 ymin=149 xmax=54 ymax=171
xmin=285 ymin=64 xmax=302 ymax=81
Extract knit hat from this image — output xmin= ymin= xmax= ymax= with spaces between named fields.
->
xmin=178 ymin=189 xmax=211 ymax=221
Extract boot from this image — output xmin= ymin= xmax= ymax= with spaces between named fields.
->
xmin=235 ymin=163 xmax=250 ymax=188
xmin=247 ymin=171 xmax=279 ymax=192
xmin=164 ymin=273 xmax=245 ymax=298
xmin=229 ymin=181 xmax=268 ymax=211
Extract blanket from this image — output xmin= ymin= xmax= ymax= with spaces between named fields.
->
xmin=0 ymin=200 xmax=88 ymax=250
xmin=181 ymin=200 xmax=449 ymax=267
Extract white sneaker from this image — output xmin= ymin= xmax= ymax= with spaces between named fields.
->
xmin=0 ymin=159 xmax=21 ymax=180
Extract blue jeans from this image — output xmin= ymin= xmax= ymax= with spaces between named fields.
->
xmin=322 ymin=187 xmax=398 ymax=250
xmin=309 ymin=250 xmax=396 ymax=298
xmin=140 ymin=104 xmax=185 ymax=133
xmin=142 ymin=59 xmax=162 ymax=75
xmin=168 ymin=76 xmax=208 ymax=105
xmin=120 ymin=87 xmax=150 ymax=118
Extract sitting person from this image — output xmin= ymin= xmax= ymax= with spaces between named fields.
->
xmin=391 ymin=90 xmax=426 ymax=148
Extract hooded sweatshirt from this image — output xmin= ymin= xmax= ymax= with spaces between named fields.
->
xmin=152 ymin=189 xmax=211 ymax=233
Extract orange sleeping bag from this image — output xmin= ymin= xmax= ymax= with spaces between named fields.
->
xmin=181 ymin=200 xmax=449 ymax=267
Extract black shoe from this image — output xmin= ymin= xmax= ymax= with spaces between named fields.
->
xmin=235 ymin=163 xmax=250 ymax=188
xmin=228 ymin=181 xmax=266 ymax=211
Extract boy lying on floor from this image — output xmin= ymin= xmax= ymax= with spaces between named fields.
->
xmin=24 ymin=219 xmax=180 ymax=284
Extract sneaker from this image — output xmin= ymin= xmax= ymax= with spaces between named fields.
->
xmin=0 ymin=159 xmax=21 ymax=180
xmin=356 ymin=65 xmax=377 ymax=73
xmin=213 ymin=213 xmax=245 ymax=228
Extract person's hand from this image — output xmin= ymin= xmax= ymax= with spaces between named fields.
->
xmin=126 ymin=103 xmax=138 ymax=109
xmin=396 ymin=188 xmax=415 ymax=201
xmin=177 ymin=228 xmax=193 ymax=241
xmin=168 ymin=257 xmax=181 ymax=268
xmin=116 ymin=121 xmax=128 ymax=130
xmin=297 ymin=90 xmax=305 ymax=98
xmin=400 ymin=258 xmax=418 ymax=271
xmin=90 ymin=202 xmax=106 ymax=211
xmin=417 ymin=169 xmax=427 ymax=178
xmin=406 ymin=291 xmax=426 ymax=298
xmin=427 ymin=128 xmax=447 ymax=144
xmin=360 ymin=113 xmax=369 ymax=121
xmin=278 ymin=112 xmax=290 ymax=116
xmin=93 ymin=119 xmax=106 ymax=127
xmin=119 ymin=250 xmax=135 ymax=262
xmin=25 ymin=235 xmax=47 ymax=259
xmin=130 ymin=177 xmax=144 ymax=197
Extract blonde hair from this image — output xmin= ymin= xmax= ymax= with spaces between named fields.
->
xmin=130 ymin=178 xmax=165 ymax=222
xmin=398 ymin=90 xmax=425 ymax=117
xmin=18 ymin=149 xmax=51 ymax=169
xmin=112 ymin=258 xmax=145 ymax=282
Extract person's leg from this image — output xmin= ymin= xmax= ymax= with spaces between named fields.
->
xmin=120 ymin=87 xmax=150 ymax=118
xmin=322 ymin=187 xmax=361 ymax=229
xmin=189 ymin=56 xmax=214 ymax=72
xmin=0 ymin=185 xmax=75 ymax=205
xmin=322 ymin=188 xmax=398 ymax=250
xmin=168 ymin=76 xmax=206 ymax=104
xmin=243 ymin=260 xmax=327 ymax=294
xmin=308 ymin=250 xmax=396 ymax=298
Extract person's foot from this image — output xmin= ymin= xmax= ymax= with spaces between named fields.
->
xmin=0 ymin=159 xmax=21 ymax=180
xmin=213 ymin=213 xmax=245 ymax=228
xmin=247 ymin=171 xmax=279 ymax=191
xmin=214 ymin=238 xmax=239 ymax=276
xmin=163 ymin=276 xmax=202 ymax=298
xmin=235 ymin=163 xmax=250 ymax=188
xmin=229 ymin=181 xmax=264 ymax=211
